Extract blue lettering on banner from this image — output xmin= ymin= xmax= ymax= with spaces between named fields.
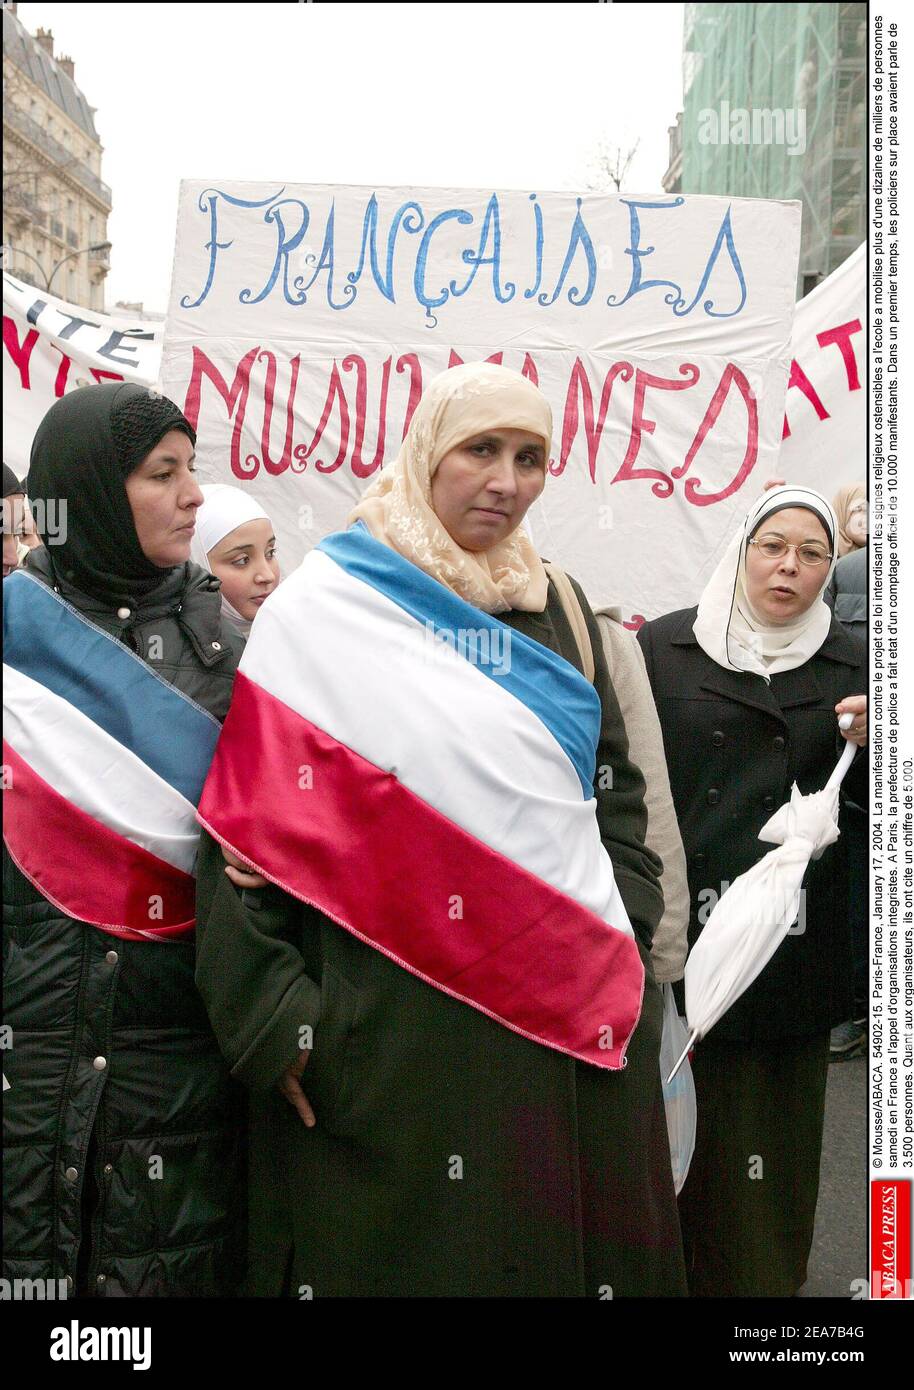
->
xmin=241 ymin=198 xmax=311 ymax=306
xmin=448 ymin=194 xmax=516 ymax=306
xmin=673 ymin=206 xmax=747 ymax=317
xmin=179 ymin=189 xmax=751 ymax=323
xmin=538 ymin=197 xmax=597 ymax=307
xmin=180 ymin=187 xmax=282 ymax=309
xmin=414 ymin=208 xmax=474 ymax=326
xmin=607 ymin=197 xmax=747 ymax=318
xmin=291 ymin=202 xmax=355 ymax=310
xmin=347 ymin=195 xmax=426 ymax=303
xmin=524 ymin=193 xmax=545 ymax=300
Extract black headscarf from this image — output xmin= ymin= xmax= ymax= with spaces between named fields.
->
xmin=28 ymin=382 xmax=196 ymax=603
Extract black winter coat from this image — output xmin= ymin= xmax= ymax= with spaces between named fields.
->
xmin=3 ymin=548 xmax=247 ymax=1297
xmin=194 ymin=575 xmax=686 ymax=1298
xmin=638 ymin=606 xmax=866 ymax=1043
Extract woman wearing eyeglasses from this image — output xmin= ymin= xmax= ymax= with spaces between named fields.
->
xmin=637 ymin=485 xmax=866 ymax=1298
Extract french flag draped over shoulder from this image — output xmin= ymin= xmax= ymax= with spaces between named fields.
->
xmin=199 ymin=524 xmax=645 ymax=1068
xmin=3 ymin=570 xmax=220 ymax=940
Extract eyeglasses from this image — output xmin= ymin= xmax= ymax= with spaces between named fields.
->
xmin=748 ymin=536 xmax=832 ymax=567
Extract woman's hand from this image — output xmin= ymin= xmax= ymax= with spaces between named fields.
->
xmin=221 ymin=845 xmax=268 ymax=889
xmin=278 ymin=1049 xmax=315 ymax=1128
xmin=836 ymin=695 xmax=867 ymax=747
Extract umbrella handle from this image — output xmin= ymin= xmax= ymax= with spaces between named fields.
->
xmin=666 ymin=1029 xmax=699 ymax=1085
xmin=826 ymin=737 xmax=857 ymax=792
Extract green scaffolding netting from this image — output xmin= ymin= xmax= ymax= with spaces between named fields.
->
xmin=681 ymin=2 xmax=865 ymax=289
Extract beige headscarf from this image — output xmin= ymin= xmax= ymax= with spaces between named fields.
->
xmin=348 ymin=362 xmax=550 ymax=613
xmin=832 ymin=481 xmax=867 ymax=556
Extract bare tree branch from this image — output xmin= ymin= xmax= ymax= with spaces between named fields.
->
xmin=581 ymin=135 xmax=642 ymax=193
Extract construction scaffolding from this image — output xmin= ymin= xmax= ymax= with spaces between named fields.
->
xmin=681 ymin=2 xmax=865 ymax=294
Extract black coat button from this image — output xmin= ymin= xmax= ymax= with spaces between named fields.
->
xmin=706 ymin=789 xmax=721 ymax=805
xmin=692 ymin=853 xmax=706 ymax=870
xmin=712 ymin=731 xmax=725 ymax=747
xmin=773 ymin=735 xmax=786 ymax=751
xmin=763 ymin=794 xmax=776 ymax=810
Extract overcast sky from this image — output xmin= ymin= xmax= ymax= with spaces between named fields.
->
xmin=17 ymin=2 xmax=685 ymax=313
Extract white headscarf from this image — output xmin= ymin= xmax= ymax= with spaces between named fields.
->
xmin=693 ymin=485 xmax=839 ymax=681
xmin=348 ymin=362 xmax=550 ymax=613
xmin=189 ymin=483 xmax=274 ymax=637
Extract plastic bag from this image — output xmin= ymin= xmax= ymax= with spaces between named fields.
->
xmin=659 ymin=982 xmax=697 ymax=1195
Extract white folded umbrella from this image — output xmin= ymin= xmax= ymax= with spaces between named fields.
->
xmin=667 ymin=720 xmax=858 ymax=1083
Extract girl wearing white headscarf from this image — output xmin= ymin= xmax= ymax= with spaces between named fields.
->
xmin=194 ymin=362 xmax=687 ymax=1298
xmin=638 ymin=483 xmax=867 ymax=1297
xmin=189 ymin=484 xmax=280 ymax=637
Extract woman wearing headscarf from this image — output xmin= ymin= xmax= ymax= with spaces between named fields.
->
xmin=637 ymin=484 xmax=866 ymax=1297
xmin=832 ymin=480 xmax=867 ymax=557
xmin=3 ymin=383 xmax=246 ymax=1297
xmin=189 ymin=483 xmax=280 ymax=637
xmin=194 ymin=362 xmax=686 ymax=1297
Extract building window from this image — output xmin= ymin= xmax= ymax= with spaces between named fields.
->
xmin=834 ymin=71 xmax=865 ymax=148
xmin=832 ymin=194 xmax=863 ymax=239
xmin=838 ymin=6 xmax=866 ymax=61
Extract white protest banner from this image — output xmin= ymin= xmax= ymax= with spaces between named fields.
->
xmin=161 ymin=182 xmax=801 ymax=625
xmin=2 ymin=272 xmax=162 ymax=478
xmin=778 ymin=242 xmax=865 ymax=491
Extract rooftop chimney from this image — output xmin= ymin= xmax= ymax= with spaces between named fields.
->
xmin=58 ymin=55 xmax=75 ymax=80
xmin=35 ymin=27 xmax=54 ymax=56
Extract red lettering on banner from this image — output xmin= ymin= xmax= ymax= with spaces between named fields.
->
xmin=556 ymin=358 xmax=634 ymax=479
xmin=612 ymin=364 xmax=700 ymax=496
xmin=293 ymin=361 xmax=350 ymax=474
xmin=781 ymin=358 xmax=829 ymax=440
xmin=89 ymin=369 xmax=124 ymax=385
xmin=180 ymin=350 xmax=761 ymax=508
xmin=520 ymin=353 xmax=539 ymax=387
xmin=343 ymin=354 xmax=391 ymax=479
xmin=396 ymin=353 xmax=423 ymax=439
xmin=816 ymin=318 xmax=863 ymax=391
xmin=259 ymin=350 xmax=301 ymax=475
xmin=184 ymin=346 xmax=259 ymax=479
xmin=447 ymin=349 xmax=504 ymax=369
xmin=674 ymin=363 xmax=759 ymax=506
xmin=52 ymin=349 xmax=73 ymax=397
xmin=3 ymin=318 xmax=39 ymax=388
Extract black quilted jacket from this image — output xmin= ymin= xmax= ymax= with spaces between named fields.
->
xmin=3 ymin=549 xmax=247 ymax=1297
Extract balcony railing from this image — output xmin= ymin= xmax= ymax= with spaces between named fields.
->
xmin=3 ymin=104 xmax=112 ymax=207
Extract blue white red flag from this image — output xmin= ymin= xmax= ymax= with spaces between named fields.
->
xmin=3 ymin=570 xmax=220 ymax=939
xmin=198 ymin=524 xmax=644 ymax=1067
